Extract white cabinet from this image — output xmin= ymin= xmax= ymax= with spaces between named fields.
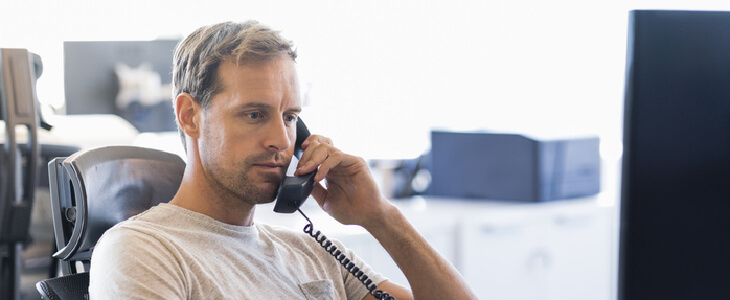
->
xmin=544 ymin=204 xmax=614 ymax=300
xmin=459 ymin=210 xmax=550 ymax=299
xmin=452 ymin=198 xmax=614 ymax=300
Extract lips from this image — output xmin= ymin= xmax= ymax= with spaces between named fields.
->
xmin=251 ymin=161 xmax=288 ymax=184
xmin=251 ymin=162 xmax=288 ymax=175
xmin=252 ymin=162 xmax=286 ymax=169
xmin=246 ymin=153 xmax=290 ymax=180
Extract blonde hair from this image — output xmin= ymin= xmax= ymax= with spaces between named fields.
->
xmin=172 ymin=21 xmax=297 ymax=149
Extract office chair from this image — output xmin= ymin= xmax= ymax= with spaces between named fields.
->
xmin=36 ymin=145 xmax=186 ymax=300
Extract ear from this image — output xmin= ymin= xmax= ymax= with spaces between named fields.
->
xmin=175 ymin=93 xmax=201 ymax=139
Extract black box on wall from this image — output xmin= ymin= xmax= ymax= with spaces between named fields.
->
xmin=428 ymin=131 xmax=600 ymax=202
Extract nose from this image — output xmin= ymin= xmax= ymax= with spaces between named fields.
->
xmin=264 ymin=118 xmax=293 ymax=152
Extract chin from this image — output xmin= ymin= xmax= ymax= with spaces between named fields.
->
xmin=259 ymin=183 xmax=281 ymax=204
xmin=260 ymin=198 xmax=277 ymax=206
xmin=236 ymin=172 xmax=285 ymax=205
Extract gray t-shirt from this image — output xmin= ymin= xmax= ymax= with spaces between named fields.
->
xmin=89 ymin=203 xmax=386 ymax=299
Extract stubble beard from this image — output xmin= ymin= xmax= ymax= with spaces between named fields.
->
xmin=208 ymin=152 xmax=289 ymax=207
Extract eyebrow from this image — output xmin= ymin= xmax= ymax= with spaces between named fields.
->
xmin=239 ymin=102 xmax=273 ymax=110
xmin=238 ymin=102 xmax=301 ymax=114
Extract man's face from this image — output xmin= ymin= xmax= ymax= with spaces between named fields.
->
xmin=197 ymin=54 xmax=300 ymax=206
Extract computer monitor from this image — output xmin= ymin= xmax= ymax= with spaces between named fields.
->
xmin=63 ymin=40 xmax=179 ymax=132
xmin=619 ymin=10 xmax=730 ymax=299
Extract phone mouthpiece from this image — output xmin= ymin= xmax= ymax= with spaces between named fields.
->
xmin=273 ymin=170 xmax=317 ymax=213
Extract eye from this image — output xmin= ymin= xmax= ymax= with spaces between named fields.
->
xmin=248 ymin=112 xmax=262 ymax=120
xmin=284 ymin=114 xmax=297 ymax=123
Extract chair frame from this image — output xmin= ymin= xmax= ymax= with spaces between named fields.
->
xmin=1 ymin=48 xmax=41 ymax=300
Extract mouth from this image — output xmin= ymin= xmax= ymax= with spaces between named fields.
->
xmin=252 ymin=162 xmax=286 ymax=169
xmin=251 ymin=162 xmax=288 ymax=176
xmin=246 ymin=154 xmax=290 ymax=184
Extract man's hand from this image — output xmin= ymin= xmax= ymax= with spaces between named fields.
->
xmin=294 ymin=135 xmax=394 ymax=230
xmin=295 ymin=134 xmax=477 ymax=300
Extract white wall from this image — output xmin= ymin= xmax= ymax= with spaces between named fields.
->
xmin=4 ymin=0 xmax=730 ymax=160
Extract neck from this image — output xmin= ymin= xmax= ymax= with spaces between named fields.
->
xmin=170 ymin=156 xmax=257 ymax=227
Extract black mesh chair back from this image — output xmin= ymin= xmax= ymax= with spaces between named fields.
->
xmin=36 ymin=272 xmax=89 ymax=300
xmin=36 ymin=145 xmax=185 ymax=299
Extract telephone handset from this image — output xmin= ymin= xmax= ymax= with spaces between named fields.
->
xmin=272 ymin=118 xmax=396 ymax=300
xmin=273 ymin=118 xmax=317 ymax=213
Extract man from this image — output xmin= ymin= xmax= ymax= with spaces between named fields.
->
xmin=89 ymin=20 xmax=476 ymax=299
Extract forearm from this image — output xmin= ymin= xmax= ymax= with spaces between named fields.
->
xmin=298 ymin=141 xmax=476 ymax=298
xmin=365 ymin=203 xmax=477 ymax=300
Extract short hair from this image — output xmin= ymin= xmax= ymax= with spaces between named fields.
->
xmin=172 ymin=20 xmax=297 ymax=150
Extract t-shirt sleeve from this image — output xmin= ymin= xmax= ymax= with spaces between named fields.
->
xmin=88 ymin=225 xmax=186 ymax=300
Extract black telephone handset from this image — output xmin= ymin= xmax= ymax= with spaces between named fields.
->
xmin=274 ymin=118 xmax=396 ymax=300
xmin=273 ymin=118 xmax=317 ymax=213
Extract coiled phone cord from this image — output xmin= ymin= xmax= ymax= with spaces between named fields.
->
xmin=297 ymin=209 xmax=396 ymax=300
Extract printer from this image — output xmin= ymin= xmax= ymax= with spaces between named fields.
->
xmin=428 ymin=131 xmax=601 ymax=202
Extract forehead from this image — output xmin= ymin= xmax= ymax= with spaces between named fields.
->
xmin=214 ymin=55 xmax=300 ymax=107
xmin=219 ymin=55 xmax=298 ymax=89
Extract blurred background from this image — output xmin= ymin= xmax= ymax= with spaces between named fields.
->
xmin=4 ymin=1 xmax=730 ymax=299
xmin=2 ymin=0 xmax=727 ymax=159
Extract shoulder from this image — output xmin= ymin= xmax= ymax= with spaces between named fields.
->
xmin=89 ymin=205 xmax=190 ymax=298
xmin=92 ymin=204 xmax=189 ymax=267
xmin=89 ymin=226 xmax=187 ymax=299
xmin=92 ymin=217 xmax=175 ymax=267
xmin=104 ymin=203 xmax=201 ymax=239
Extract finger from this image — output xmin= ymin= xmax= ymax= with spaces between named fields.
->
xmin=313 ymin=153 xmax=346 ymax=182
xmin=297 ymin=142 xmax=340 ymax=175
xmin=298 ymin=135 xmax=335 ymax=167
xmin=296 ymin=141 xmax=322 ymax=171
xmin=302 ymin=134 xmax=333 ymax=149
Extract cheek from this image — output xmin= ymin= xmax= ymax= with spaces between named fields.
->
xmin=199 ymin=117 xmax=241 ymax=169
xmin=200 ymin=118 xmax=223 ymax=151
